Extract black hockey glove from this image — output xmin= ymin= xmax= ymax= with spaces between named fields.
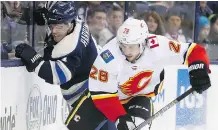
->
xmin=188 ymin=61 xmax=211 ymax=94
xmin=15 ymin=43 xmax=43 ymax=72
xmin=116 ymin=114 xmax=136 ymax=130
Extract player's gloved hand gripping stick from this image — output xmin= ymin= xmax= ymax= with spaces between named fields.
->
xmin=134 ymin=61 xmax=211 ymax=130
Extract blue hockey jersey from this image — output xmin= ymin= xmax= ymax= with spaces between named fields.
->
xmin=35 ymin=19 xmax=99 ymax=105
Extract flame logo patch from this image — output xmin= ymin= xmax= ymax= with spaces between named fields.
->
xmin=120 ymin=70 xmax=153 ymax=96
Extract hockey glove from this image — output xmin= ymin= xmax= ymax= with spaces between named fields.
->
xmin=188 ymin=61 xmax=211 ymax=94
xmin=15 ymin=43 xmax=43 ymax=72
xmin=115 ymin=114 xmax=136 ymax=130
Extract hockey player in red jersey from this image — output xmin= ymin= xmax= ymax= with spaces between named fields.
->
xmin=88 ymin=18 xmax=211 ymax=130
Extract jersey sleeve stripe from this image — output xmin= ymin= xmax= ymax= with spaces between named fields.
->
xmin=50 ymin=61 xmax=60 ymax=85
xmin=139 ymin=92 xmax=156 ymax=97
xmin=55 ymin=62 xmax=67 ymax=84
xmin=154 ymin=69 xmax=164 ymax=95
xmin=35 ymin=61 xmax=44 ymax=75
xmin=61 ymin=80 xmax=87 ymax=96
xmin=90 ymin=91 xmax=117 ymax=95
xmin=56 ymin=60 xmax=72 ymax=82
xmin=62 ymin=85 xmax=87 ymax=100
xmin=62 ymin=80 xmax=88 ymax=100
xmin=91 ymin=93 xmax=118 ymax=100
xmin=157 ymin=81 xmax=164 ymax=93
xmin=184 ymin=43 xmax=197 ymax=65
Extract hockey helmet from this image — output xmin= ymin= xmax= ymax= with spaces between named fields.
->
xmin=117 ymin=18 xmax=149 ymax=53
xmin=46 ymin=1 xmax=77 ymax=24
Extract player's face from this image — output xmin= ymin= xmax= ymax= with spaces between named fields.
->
xmin=49 ymin=23 xmax=72 ymax=42
xmin=120 ymin=43 xmax=140 ymax=62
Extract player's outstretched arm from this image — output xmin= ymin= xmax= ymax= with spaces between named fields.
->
xmin=158 ymin=36 xmax=211 ymax=94
xmin=185 ymin=43 xmax=211 ymax=94
xmin=15 ymin=43 xmax=77 ymax=85
xmin=168 ymin=40 xmax=211 ymax=94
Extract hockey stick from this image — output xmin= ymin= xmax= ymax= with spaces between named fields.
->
xmin=133 ymin=88 xmax=194 ymax=130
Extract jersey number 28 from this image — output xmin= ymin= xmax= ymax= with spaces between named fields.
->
xmin=90 ymin=66 xmax=108 ymax=82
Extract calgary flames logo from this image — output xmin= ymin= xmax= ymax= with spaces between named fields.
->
xmin=120 ymin=70 xmax=153 ymax=96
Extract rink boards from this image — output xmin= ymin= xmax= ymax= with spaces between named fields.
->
xmin=1 ymin=65 xmax=218 ymax=130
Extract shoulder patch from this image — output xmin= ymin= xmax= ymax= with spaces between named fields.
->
xmin=100 ymin=50 xmax=114 ymax=63
xmin=147 ymin=36 xmax=159 ymax=49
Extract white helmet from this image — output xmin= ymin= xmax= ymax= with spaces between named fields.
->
xmin=117 ymin=18 xmax=149 ymax=53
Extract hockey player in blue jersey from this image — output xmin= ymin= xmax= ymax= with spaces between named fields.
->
xmin=14 ymin=1 xmax=102 ymax=129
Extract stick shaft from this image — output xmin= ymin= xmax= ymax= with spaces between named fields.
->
xmin=133 ymin=88 xmax=194 ymax=130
